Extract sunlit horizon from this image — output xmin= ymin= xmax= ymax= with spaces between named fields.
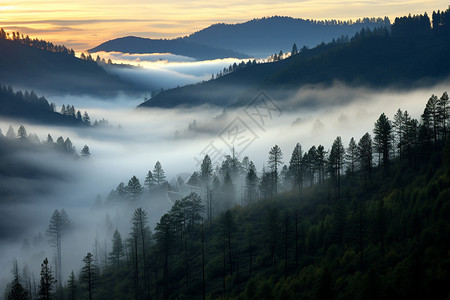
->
xmin=0 ymin=1 xmax=448 ymax=51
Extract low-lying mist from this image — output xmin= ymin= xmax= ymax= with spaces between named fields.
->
xmin=91 ymin=51 xmax=248 ymax=91
xmin=0 ymin=80 xmax=448 ymax=296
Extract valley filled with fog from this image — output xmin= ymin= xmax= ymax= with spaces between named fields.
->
xmin=1 ymin=69 xmax=448 ymax=293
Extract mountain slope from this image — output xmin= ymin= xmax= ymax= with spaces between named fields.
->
xmin=183 ymin=16 xmax=390 ymax=57
xmin=137 ymin=42 xmax=334 ymax=108
xmin=0 ymin=84 xmax=89 ymax=126
xmin=88 ymin=36 xmax=249 ymax=60
xmin=139 ymin=21 xmax=450 ymax=109
xmin=0 ymin=38 xmax=135 ymax=95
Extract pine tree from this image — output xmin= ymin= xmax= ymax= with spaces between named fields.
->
xmin=131 ymin=208 xmax=150 ymax=298
xmin=82 ymin=111 xmax=91 ymax=125
xmin=67 ymin=271 xmax=76 ymax=300
xmin=373 ymin=113 xmax=392 ymax=174
xmin=153 ymin=161 xmax=166 ymax=185
xmin=422 ymin=94 xmax=440 ymax=147
xmin=200 ymin=155 xmax=213 ymax=223
xmin=47 ymin=209 xmax=71 ymax=287
xmin=109 ymin=229 xmax=124 ymax=268
xmin=64 ymin=138 xmax=74 ymax=153
xmin=289 ymin=143 xmax=303 ymax=194
xmin=80 ymin=145 xmax=91 ymax=157
xmin=245 ymin=161 xmax=258 ymax=205
xmin=291 ymin=43 xmax=298 ymax=55
xmin=345 ymin=137 xmax=357 ymax=176
xmin=357 ymin=133 xmax=372 ymax=188
xmin=154 ymin=213 xmax=176 ymax=300
xmin=38 ymin=258 xmax=55 ymax=300
xmin=115 ymin=182 xmax=127 ymax=198
xmin=126 ymin=176 xmax=143 ymax=200
xmin=17 ymin=125 xmax=27 ymax=140
xmin=6 ymin=125 xmax=15 ymax=139
xmin=144 ymin=170 xmax=156 ymax=190
xmin=80 ymin=253 xmax=97 ymax=300
xmin=224 ymin=171 xmax=234 ymax=209
xmin=393 ymin=109 xmax=404 ymax=157
xmin=438 ymin=91 xmax=449 ymax=142
xmin=268 ymin=145 xmax=283 ymax=197
xmin=329 ymin=136 xmax=345 ymax=198
xmin=6 ymin=260 xmax=28 ymax=300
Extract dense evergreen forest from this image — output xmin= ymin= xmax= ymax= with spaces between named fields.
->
xmin=0 ymin=30 xmax=134 ymax=95
xmin=4 ymin=89 xmax=449 ymax=299
xmin=0 ymin=84 xmax=111 ymax=127
xmin=140 ymin=9 xmax=450 ymax=108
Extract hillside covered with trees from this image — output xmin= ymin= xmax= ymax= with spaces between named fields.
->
xmin=183 ymin=16 xmax=390 ymax=57
xmin=140 ymin=10 xmax=450 ymax=109
xmin=4 ymin=89 xmax=449 ymax=299
xmin=0 ymin=30 xmax=136 ymax=96
xmin=0 ymin=84 xmax=100 ymax=126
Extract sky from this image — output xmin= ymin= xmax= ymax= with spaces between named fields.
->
xmin=0 ymin=0 xmax=448 ymax=51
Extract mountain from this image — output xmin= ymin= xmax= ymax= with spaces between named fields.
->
xmin=0 ymin=84 xmax=90 ymax=126
xmin=88 ymin=36 xmax=249 ymax=60
xmin=59 ymin=93 xmax=450 ymax=300
xmin=0 ymin=36 xmax=136 ymax=96
xmin=139 ymin=14 xmax=450 ymax=109
xmin=183 ymin=16 xmax=390 ymax=57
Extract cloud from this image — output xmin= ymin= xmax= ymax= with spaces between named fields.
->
xmin=92 ymin=52 xmax=249 ymax=91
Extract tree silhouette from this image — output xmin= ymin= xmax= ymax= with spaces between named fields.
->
xmin=17 ymin=125 xmax=27 ymax=140
xmin=345 ymin=137 xmax=357 ymax=177
xmin=131 ymin=208 xmax=150 ymax=298
xmin=357 ymin=133 xmax=373 ymax=188
xmin=67 ymin=271 xmax=76 ymax=300
xmin=6 ymin=125 xmax=15 ymax=139
xmin=82 ymin=111 xmax=91 ymax=125
xmin=291 ymin=43 xmax=298 ymax=55
xmin=200 ymin=155 xmax=213 ymax=224
xmin=47 ymin=209 xmax=70 ymax=287
xmin=373 ymin=113 xmax=392 ymax=174
xmin=126 ymin=176 xmax=143 ymax=200
xmin=154 ymin=213 xmax=176 ymax=300
xmin=268 ymin=145 xmax=283 ymax=197
xmin=289 ymin=143 xmax=303 ymax=195
xmin=245 ymin=161 xmax=258 ymax=205
xmin=38 ymin=258 xmax=56 ymax=300
xmin=5 ymin=260 xmax=28 ymax=300
xmin=153 ymin=161 xmax=166 ymax=186
xmin=144 ymin=170 xmax=156 ymax=190
xmin=109 ymin=229 xmax=124 ymax=268
xmin=81 ymin=252 xmax=97 ymax=300
xmin=80 ymin=145 xmax=91 ymax=157
xmin=329 ymin=136 xmax=345 ymax=198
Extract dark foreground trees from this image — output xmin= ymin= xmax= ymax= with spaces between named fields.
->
xmin=38 ymin=258 xmax=56 ymax=300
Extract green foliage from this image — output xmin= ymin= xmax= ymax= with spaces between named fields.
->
xmin=50 ymin=89 xmax=450 ymax=300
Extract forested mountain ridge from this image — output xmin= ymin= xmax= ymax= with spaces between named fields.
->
xmin=139 ymin=10 xmax=450 ymax=109
xmin=0 ymin=32 xmax=135 ymax=96
xmin=183 ymin=16 xmax=390 ymax=57
xmin=0 ymin=84 xmax=95 ymax=126
xmin=88 ymin=36 xmax=249 ymax=60
xmin=89 ymin=17 xmax=389 ymax=59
